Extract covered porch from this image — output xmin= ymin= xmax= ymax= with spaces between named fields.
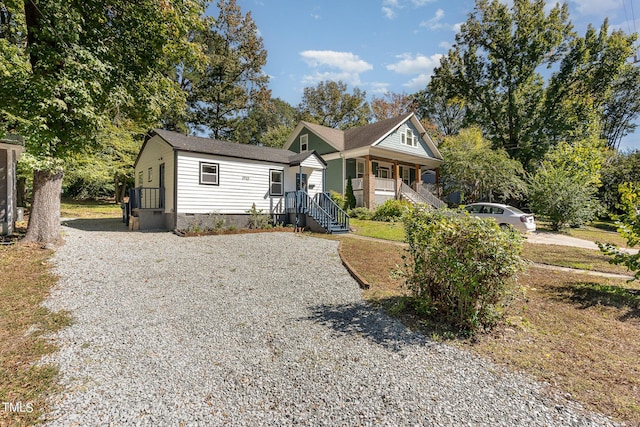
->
xmin=345 ymin=153 xmax=441 ymax=209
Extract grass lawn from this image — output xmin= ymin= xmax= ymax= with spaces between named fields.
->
xmin=60 ymin=199 xmax=121 ymax=219
xmin=349 ymin=219 xmax=404 ymax=242
xmin=0 ymin=244 xmax=72 ymax=426
xmin=522 ymin=242 xmax=633 ymax=276
xmin=338 ymin=237 xmax=640 ymax=425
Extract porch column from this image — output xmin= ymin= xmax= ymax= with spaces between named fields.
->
xmin=414 ymin=164 xmax=422 ymax=191
xmin=362 ymin=155 xmax=375 ymax=209
xmin=394 ymin=161 xmax=401 ymax=198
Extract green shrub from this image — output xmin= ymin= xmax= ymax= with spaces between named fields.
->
xmin=401 ymin=206 xmax=525 ymax=333
xmin=372 ymin=199 xmax=411 ymax=221
xmin=330 ymin=191 xmax=346 ymax=208
xmin=349 ymin=207 xmax=374 ymax=220
xmin=246 ymin=203 xmax=271 ymax=229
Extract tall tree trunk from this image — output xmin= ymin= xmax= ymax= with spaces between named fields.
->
xmin=23 ymin=169 xmax=63 ymax=244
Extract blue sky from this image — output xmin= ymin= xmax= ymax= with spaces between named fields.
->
xmin=232 ymin=0 xmax=640 ymax=149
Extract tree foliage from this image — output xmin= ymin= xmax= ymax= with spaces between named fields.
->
xmin=231 ymin=97 xmax=296 ymax=146
xmin=598 ymin=182 xmax=640 ymax=281
xmin=528 ymin=137 xmax=606 ymax=230
xmin=297 ymin=80 xmax=371 ymax=130
xmin=371 ymin=92 xmax=414 ymax=121
xmin=426 ymin=0 xmax=636 ymax=167
xmin=0 ymin=0 xmax=205 ymax=242
xmin=187 ymin=0 xmax=270 ymax=140
xmin=599 ymin=150 xmax=640 ymax=212
xmin=439 ymin=128 xmax=527 ymax=204
xmin=601 ymin=65 xmax=640 ymax=150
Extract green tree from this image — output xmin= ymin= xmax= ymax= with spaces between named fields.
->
xmin=297 ymin=80 xmax=371 ymax=130
xmin=231 ymin=97 xmax=297 ymax=146
xmin=598 ymin=182 xmax=640 ymax=280
xmin=544 ymin=20 xmax=637 ymax=148
xmin=0 ymin=0 xmax=204 ymax=243
xmin=429 ymin=0 xmax=572 ymax=166
xmin=188 ymin=0 xmax=270 ymax=140
xmin=344 ymin=176 xmax=356 ymax=210
xmin=427 ymin=0 xmax=636 ymax=167
xmin=599 ymin=149 xmax=640 ymax=213
xmin=528 ymin=137 xmax=606 ymax=230
xmin=601 ymin=65 xmax=640 ymax=150
xmin=439 ymin=128 xmax=527 ymax=203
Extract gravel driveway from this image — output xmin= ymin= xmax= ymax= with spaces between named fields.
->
xmin=42 ymin=218 xmax=617 ymax=426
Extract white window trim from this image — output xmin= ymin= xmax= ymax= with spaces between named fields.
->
xmin=300 ymin=134 xmax=309 ymax=152
xmin=269 ymin=169 xmax=283 ymax=196
xmin=147 ymin=167 xmax=153 ymax=182
xmin=401 ymin=128 xmax=417 ymax=147
xmin=356 ymin=159 xmax=365 ymax=178
xmin=199 ymin=162 xmax=219 ymax=186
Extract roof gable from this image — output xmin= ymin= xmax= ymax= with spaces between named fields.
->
xmin=284 ymin=121 xmax=344 ymax=152
xmin=343 ymin=113 xmax=412 ymax=150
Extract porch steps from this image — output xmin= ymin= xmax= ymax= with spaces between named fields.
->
xmin=400 ymin=182 xmax=446 ymax=209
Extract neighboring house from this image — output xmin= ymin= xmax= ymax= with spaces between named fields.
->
xmin=284 ymin=113 xmax=445 ymax=209
xmin=0 ymin=135 xmax=25 ymax=235
xmin=132 ymin=129 xmax=348 ymax=233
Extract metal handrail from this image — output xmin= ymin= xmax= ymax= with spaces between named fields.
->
xmin=130 ymin=187 xmax=165 ymax=210
xmin=416 ymin=183 xmax=446 ymax=209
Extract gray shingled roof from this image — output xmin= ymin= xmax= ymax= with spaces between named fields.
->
xmin=152 ymin=129 xmax=296 ymax=164
xmin=299 ymin=121 xmax=345 ymax=151
xmin=344 ymin=113 xmax=411 ymax=150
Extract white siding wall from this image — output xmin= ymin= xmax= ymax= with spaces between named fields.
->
xmin=176 ymin=151 xmax=286 ymax=214
xmin=135 ymin=136 xmax=175 ymax=213
xmin=376 ymin=122 xmax=436 ymax=158
xmin=306 ymin=168 xmax=323 ymax=198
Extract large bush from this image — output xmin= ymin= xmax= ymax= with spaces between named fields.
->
xmin=401 ymin=206 xmax=525 ymax=333
xmin=372 ymin=199 xmax=411 ymax=221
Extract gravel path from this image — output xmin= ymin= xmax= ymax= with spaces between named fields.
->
xmin=41 ymin=218 xmax=618 ymax=426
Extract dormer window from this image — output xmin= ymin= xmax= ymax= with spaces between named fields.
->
xmin=300 ymin=134 xmax=308 ymax=152
xmin=401 ymin=128 xmax=417 ymax=147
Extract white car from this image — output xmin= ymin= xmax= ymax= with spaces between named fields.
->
xmin=464 ymin=203 xmax=536 ymax=233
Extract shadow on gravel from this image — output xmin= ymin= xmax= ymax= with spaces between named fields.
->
xmin=306 ymin=301 xmax=431 ymax=352
xmin=61 ymin=218 xmax=132 ymax=232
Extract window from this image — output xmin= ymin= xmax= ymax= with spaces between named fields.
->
xmin=200 ymin=162 xmax=219 ymax=185
xmin=269 ymin=169 xmax=283 ymax=196
xmin=401 ymin=128 xmax=417 ymax=147
xmin=356 ymin=160 xmax=365 ymax=178
xmin=138 ymin=171 xmax=143 ymax=186
xmin=148 ymin=167 xmax=153 ymax=182
xmin=377 ymin=167 xmax=390 ymax=179
xmin=300 ymin=134 xmax=308 ymax=152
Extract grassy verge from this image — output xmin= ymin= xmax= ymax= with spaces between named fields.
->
xmin=0 ymin=244 xmax=72 ymax=426
xmin=338 ymin=237 xmax=640 ymax=425
xmin=60 ymin=199 xmax=121 ymax=219
xmin=349 ymin=219 xmax=404 ymax=242
xmin=523 ymin=242 xmax=632 ymax=276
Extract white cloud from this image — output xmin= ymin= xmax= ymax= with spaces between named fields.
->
xmin=569 ymin=0 xmax=622 ymax=16
xmin=382 ymin=6 xmax=396 ymax=19
xmin=438 ymin=41 xmax=452 ymax=49
xmin=369 ymin=82 xmax=391 ymax=94
xmin=420 ymin=8 xmax=445 ymax=30
xmin=452 ymin=22 xmax=463 ymax=32
xmin=411 ymin=0 xmax=436 ymax=6
xmin=387 ymin=53 xmax=443 ymax=89
xmin=300 ymin=50 xmax=373 ymax=86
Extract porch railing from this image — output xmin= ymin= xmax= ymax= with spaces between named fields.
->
xmin=285 ymin=191 xmax=349 ymax=233
xmin=314 ymin=192 xmax=349 ymax=232
xmin=130 ymin=187 xmax=165 ymax=210
xmin=346 ymin=177 xmax=396 ymax=192
xmin=416 ymin=183 xmax=446 ymax=209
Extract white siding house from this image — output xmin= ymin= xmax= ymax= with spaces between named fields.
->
xmin=132 ymin=129 xmax=348 ymax=233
